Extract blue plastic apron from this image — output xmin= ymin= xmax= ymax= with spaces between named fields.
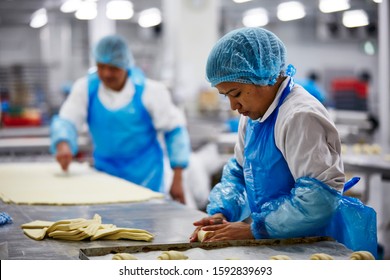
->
xmin=243 ymin=78 xmax=295 ymax=212
xmin=87 ymin=68 xmax=164 ymax=192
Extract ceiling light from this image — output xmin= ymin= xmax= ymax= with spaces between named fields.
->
xmin=30 ymin=8 xmax=47 ymax=28
xmin=319 ymin=0 xmax=350 ymax=13
xmin=106 ymin=0 xmax=134 ymax=20
xmin=277 ymin=1 xmax=306 ymax=22
xmin=242 ymin=8 xmax=268 ymax=27
xmin=372 ymin=0 xmax=382 ymax=3
xmin=75 ymin=1 xmax=97 ymax=20
xmin=60 ymin=0 xmax=82 ymax=13
xmin=342 ymin=9 xmax=369 ymax=28
xmin=233 ymin=0 xmax=253 ymax=3
xmin=138 ymin=8 xmax=162 ymax=28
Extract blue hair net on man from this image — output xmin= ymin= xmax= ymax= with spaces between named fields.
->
xmin=93 ymin=35 xmax=134 ymax=70
xmin=206 ymin=27 xmax=287 ymax=87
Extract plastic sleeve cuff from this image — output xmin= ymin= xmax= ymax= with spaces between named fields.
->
xmin=50 ymin=116 xmax=79 ymax=155
xmin=164 ymin=127 xmax=190 ymax=168
xmin=206 ymin=158 xmax=250 ymax=222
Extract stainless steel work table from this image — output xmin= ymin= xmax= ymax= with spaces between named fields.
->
xmin=0 ymin=199 xmax=205 ymax=260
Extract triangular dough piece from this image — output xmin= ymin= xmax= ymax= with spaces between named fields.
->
xmin=23 ymin=227 xmax=48 ymax=240
xmin=21 ymin=220 xmax=54 ymax=229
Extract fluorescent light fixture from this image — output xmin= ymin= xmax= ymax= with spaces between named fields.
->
xmin=75 ymin=1 xmax=97 ymax=20
xmin=242 ymin=8 xmax=268 ymax=27
xmin=233 ymin=0 xmax=253 ymax=3
xmin=138 ymin=8 xmax=162 ymax=28
xmin=342 ymin=9 xmax=369 ymax=28
xmin=372 ymin=0 xmax=382 ymax=3
xmin=277 ymin=1 xmax=306 ymax=21
xmin=60 ymin=0 xmax=81 ymax=13
xmin=319 ymin=0 xmax=350 ymax=13
xmin=106 ymin=0 xmax=134 ymax=20
xmin=30 ymin=8 xmax=47 ymax=28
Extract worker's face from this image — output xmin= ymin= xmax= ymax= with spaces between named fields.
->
xmin=97 ymin=63 xmax=127 ymax=91
xmin=216 ymin=82 xmax=278 ymax=120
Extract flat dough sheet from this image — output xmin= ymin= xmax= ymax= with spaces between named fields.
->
xmin=0 ymin=162 xmax=164 ymax=205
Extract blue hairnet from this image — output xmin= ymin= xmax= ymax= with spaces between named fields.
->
xmin=93 ymin=35 xmax=134 ymax=70
xmin=206 ymin=27 xmax=287 ymax=86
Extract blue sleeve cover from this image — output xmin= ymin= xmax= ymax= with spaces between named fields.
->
xmin=164 ymin=126 xmax=190 ymax=169
xmin=206 ymin=158 xmax=251 ymax=222
xmin=50 ymin=115 xmax=78 ymax=155
xmin=251 ymin=177 xmax=340 ymax=239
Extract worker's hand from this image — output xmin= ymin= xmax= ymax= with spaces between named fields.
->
xmin=193 ymin=221 xmax=254 ymax=242
xmin=55 ymin=141 xmax=73 ymax=172
xmin=169 ymin=168 xmax=185 ymax=204
xmin=190 ymin=213 xmax=227 ymax=242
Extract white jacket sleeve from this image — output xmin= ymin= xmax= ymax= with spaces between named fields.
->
xmin=275 ymin=86 xmax=345 ymax=191
xmin=58 ymin=77 xmax=89 ymax=131
xmin=142 ymin=79 xmax=190 ymax=168
xmin=142 ymin=79 xmax=186 ymax=131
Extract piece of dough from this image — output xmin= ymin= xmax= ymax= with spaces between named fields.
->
xmin=197 ymin=229 xmax=213 ymax=242
xmin=309 ymin=253 xmax=334 ymax=260
xmin=91 ymin=227 xmax=153 ymax=241
xmin=269 ymin=255 xmax=292 ymax=260
xmin=0 ymin=162 xmax=164 ymax=205
xmin=100 ymin=231 xmax=154 ymax=241
xmin=349 ymin=251 xmax=375 ymax=260
xmin=112 ymin=253 xmax=138 ymax=260
xmin=46 ymin=218 xmax=87 ymax=233
xmin=22 ymin=227 xmax=49 ymax=241
xmin=157 ymin=250 xmax=188 ymax=260
xmin=21 ymin=220 xmax=54 ymax=229
xmin=90 ymin=227 xmax=153 ymax=241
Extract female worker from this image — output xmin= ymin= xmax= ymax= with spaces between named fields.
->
xmin=190 ymin=27 xmax=376 ymax=255
xmin=50 ymin=35 xmax=190 ymax=203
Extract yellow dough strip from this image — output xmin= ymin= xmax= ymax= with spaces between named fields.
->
xmin=21 ymin=220 xmax=54 ymax=229
xmin=91 ymin=227 xmax=154 ymax=241
xmin=100 ymin=231 xmax=154 ymax=241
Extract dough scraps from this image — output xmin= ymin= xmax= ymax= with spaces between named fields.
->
xmin=0 ymin=162 xmax=164 ymax=205
xmin=21 ymin=213 xmax=154 ymax=242
xmin=90 ymin=227 xmax=154 ymax=241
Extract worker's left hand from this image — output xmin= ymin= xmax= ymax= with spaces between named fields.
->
xmin=196 ymin=221 xmax=254 ymax=242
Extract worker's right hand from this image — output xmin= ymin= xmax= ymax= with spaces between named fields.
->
xmin=56 ymin=141 xmax=73 ymax=172
xmin=190 ymin=213 xmax=227 ymax=242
